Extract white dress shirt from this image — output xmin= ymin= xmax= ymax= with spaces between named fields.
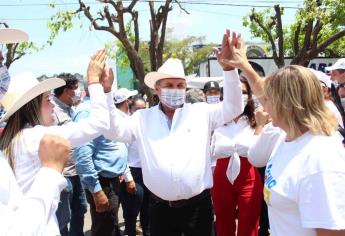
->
xmin=0 ymin=155 xmax=66 ymax=236
xmin=210 ymin=116 xmax=257 ymax=184
xmin=11 ymin=84 xmax=109 ymax=235
xmin=104 ymin=70 xmax=243 ymax=201
xmin=127 ymin=141 xmax=142 ymax=168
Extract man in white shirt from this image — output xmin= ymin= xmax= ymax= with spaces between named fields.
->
xmin=104 ymin=30 xmax=243 ymax=236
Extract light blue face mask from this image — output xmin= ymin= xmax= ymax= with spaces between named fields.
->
xmin=206 ymin=95 xmax=220 ymax=104
xmin=160 ymin=88 xmax=186 ymax=109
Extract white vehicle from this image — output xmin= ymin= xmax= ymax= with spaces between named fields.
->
xmin=198 ymin=57 xmax=339 ymax=77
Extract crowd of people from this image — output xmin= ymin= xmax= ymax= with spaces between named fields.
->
xmin=0 ymin=27 xmax=344 ymax=236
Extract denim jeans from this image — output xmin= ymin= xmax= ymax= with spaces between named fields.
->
xmin=56 ymin=175 xmax=88 ymax=236
xmin=120 ymin=167 xmax=150 ymax=236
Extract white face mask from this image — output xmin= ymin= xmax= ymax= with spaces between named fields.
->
xmin=0 ymin=64 xmax=10 ymax=100
xmin=71 ymin=88 xmax=82 ymax=104
xmin=160 ymin=88 xmax=186 ymax=109
xmin=206 ymin=95 xmax=220 ymax=104
xmin=242 ymin=94 xmax=249 ymax=107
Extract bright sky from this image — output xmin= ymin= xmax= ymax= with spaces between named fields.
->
xmin=1 ymin=0 xmax=302 ymax=77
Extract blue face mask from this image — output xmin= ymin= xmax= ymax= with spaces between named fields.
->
xmin=206 ymin=95 xmax=220 ymax=104
xmin=160 ymin=88 xmax=186 ymax=109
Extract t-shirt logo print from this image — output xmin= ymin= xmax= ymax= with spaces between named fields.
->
xmin=264 ymin=162 xmax=277 ymax=206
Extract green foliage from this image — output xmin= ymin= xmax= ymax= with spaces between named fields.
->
xmin=243 ymin=0 xmax=345 ymax=59
xmin=47 ymin=10 xmax=80 ymax=46
xmin=163 ymin=36 xmax=214 ymax=74
xmin=16 ymin=41 xmax=42 ymax=54
xmin=111 ymin=29 xmax=214 ymax=75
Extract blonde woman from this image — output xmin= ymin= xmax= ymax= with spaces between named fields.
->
xmin=220 ymin=33 xmax=345 ymax=236
xmin=0 ymin=50 xmax=113 ymax=235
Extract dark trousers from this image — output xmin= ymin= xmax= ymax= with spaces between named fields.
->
xmin=120 ymin=167 xmax=150 ymax=236
xmin=149 ymin=190 xmax=213 ymax=236
xmin=85 ymin=176 xmax=121 ymax=236
xmin=56 ymin=175 xmax=87 ymax=236
xmin=258 ymin=167 xmax=270 ymax=236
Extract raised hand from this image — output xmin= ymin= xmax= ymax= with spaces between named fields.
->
xmin=255 ymin=108 xmax=270 ymax=127
xmin=213 ymin=29 xmax=234 ymax=71
xmin=219 ymin=32 xmax=250 ymax=71
xmin=87 ymin=49 xmax=107 ymax=85
xmin=100 ymin=66 xmax=114 ymax=93
xmin=39 ymin=134 xmax=71 ymax=173
xmin=254 ymin=107 xmax=271 ymax=135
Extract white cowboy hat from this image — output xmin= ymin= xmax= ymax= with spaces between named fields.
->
xmin=144 ymin=58 xmax=188 ymax=89
xmin=0 ymin=72 xmax=65 ymax=122
xmin=113 ymin=88 xmax=138 ymax=104
xmin=0 ymin=28 xmax=29 ymax=44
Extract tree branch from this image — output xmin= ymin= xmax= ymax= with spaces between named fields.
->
xmin=157 ymin=1 xmax=173 ymax=67
xmin=130 ymin=10 xmax=140 ymax=52
xmin=311 ymin=19 xmax=322 ymax=50
xmin=149 ymin=1 xmax=158 ymax=71
xmin=293 ymin=22 xmax=301 ymax=55
xmin=315 ymin=29 xmax=345 ymax=55
xmin=78 ymin=0 xmax=118 ymax=37
xmin=124 ymin=0 xmax=138 ymax=12
xmin=0 ymin=22 xmax=9 ymax=28
xmin=174 ymin=0 xmax=189 ymax=14
xmin=250 ymin=9 xmax=281 ymax=67
xmin=274 ymin=5 xmax=285 ymax=67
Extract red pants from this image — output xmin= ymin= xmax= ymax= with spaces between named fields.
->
xmin=211 ymin=157 xmax=263 ymax=236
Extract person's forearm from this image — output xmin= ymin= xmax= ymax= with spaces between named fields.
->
xmin=222 ymin=69 xmax=243 ymax=123
xmin=103 ymin=92 xmax=135 ymax=143
xmin=0 ymin=168 xmax=66 ymax=236
xmin=316 ymin=229 xmax=345 ymax=236
xmin=242 ymin=62 xmax=266 ymax=105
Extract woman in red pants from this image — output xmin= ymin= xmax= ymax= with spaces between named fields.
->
xmin=211 ymin=76 xmax=263 ymax=236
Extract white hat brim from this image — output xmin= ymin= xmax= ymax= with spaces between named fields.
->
xmin=0 ymin=29 xmax=29 ymax=44
xmin=0 ymin=78 xmax=65 ymax=123
xmin=144 ymin=72 xmax=188 ymax=89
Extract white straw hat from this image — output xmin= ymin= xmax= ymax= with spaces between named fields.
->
xmin=0 ymin=72 xmax=65 ymax=122
xmin=144 ymin=58 xmax=188 ymax=89
xmin=0 ymin=28 xmax=29 ymax=44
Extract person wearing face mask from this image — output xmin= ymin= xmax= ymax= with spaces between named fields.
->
xmin=204 ymin=81 xmax=221 ymax=104
xmin=52 ymin=73 xmax=88 ymax=236
xmin=210 ymin=76 xmax=263 ymax=236
xmin=114 ymin=87 xmax=138 ymax=115
xmin=103 ymin=29 xmax=243 ymax=236
xmin=73 ymin=79 xmax=133 ymax=236
xmin=0 ymin=48 xmax=113 ymax=235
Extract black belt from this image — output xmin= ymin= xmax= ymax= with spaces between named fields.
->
xmin=150 ymin=189 xmax=210 ymax=208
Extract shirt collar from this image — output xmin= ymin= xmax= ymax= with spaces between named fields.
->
xmin=53 ymin=95 xmax=71 ymax=109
